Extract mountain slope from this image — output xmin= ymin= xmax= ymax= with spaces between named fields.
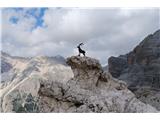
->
xmin=0 ymin=52 xmax=73 ymax=112
xmin=0 ymin=54 xmax=158 ymax=112
xmin=108 ymin=29 xmax=160 ymax=110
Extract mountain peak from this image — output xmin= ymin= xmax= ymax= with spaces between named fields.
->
xmin=67 ymin=56 xmax=102 ymax=70
xmin=108 ymin=29 xmax=160 ymax=110
xmin=139 ymin=29 xmax=160 ymax=47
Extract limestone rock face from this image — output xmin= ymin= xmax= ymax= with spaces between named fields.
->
xmin=108 ymin=29 xmax=160 ymax=110
xmin=108 ymin=55 xmax=128 ymax=78
xmin=0 ymin=52 xmax=73 ymax=112
xmin=0 ymin=53 xmax=158 ymax=113
xmin=38 ymin=56 xmax=157 ymax=113
xmin=66 ymin=56 xmax=106 ymax=89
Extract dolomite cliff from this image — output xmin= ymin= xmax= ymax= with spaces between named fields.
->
xmin=0 ymin=53 xmax=158 ymax=112
xmin=108 ymin=29 xmax=160 ymax=110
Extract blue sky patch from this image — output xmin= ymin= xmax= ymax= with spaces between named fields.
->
xmin=9 ymin=8 xmax=48 ymax=30
xmin=9 ymin=16 xmax=19 ymax=24
xmin=25 ymin=8 xmax=48 ymax=29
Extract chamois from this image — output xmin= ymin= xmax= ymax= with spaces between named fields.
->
xmin=77 ymin=43 xmax=86 ymax=56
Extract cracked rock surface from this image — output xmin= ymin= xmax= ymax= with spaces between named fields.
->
xmin=0 ymin=53 xmax=158 ymax=112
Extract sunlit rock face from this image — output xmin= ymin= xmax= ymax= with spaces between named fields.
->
xmin=66 ymin=56 xmax=106 ymax=89
xmin=0 ymin=53 xmax=158 ymax=113
xmin=0 ymin=52 xmax=73 ymax=112
xmin=38 ymin=56 xmax=157 ymax=113
xmin=108 ymin=29 xmax=160 ymax=110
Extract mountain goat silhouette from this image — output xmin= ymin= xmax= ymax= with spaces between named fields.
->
xmin=77 ymin=43 xmax=86 ymax=56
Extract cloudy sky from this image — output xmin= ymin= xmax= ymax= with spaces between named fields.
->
xmin=1 ymin=8 xmax=160 ymax=64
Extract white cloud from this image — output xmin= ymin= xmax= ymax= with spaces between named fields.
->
xmin=2 ymin=8 xmax=160 ymax=64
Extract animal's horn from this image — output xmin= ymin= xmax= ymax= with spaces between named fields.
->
xmin=79 ymin=43 xmax=84 ymax=46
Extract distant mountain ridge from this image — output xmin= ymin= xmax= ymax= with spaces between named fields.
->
xmin=0 ymin=51 xmax=73 ymax=112
xmin=108 ymin=29 xmax=160 ymax=110
xmin=1 ymin=51 xmax=68 ymax=90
